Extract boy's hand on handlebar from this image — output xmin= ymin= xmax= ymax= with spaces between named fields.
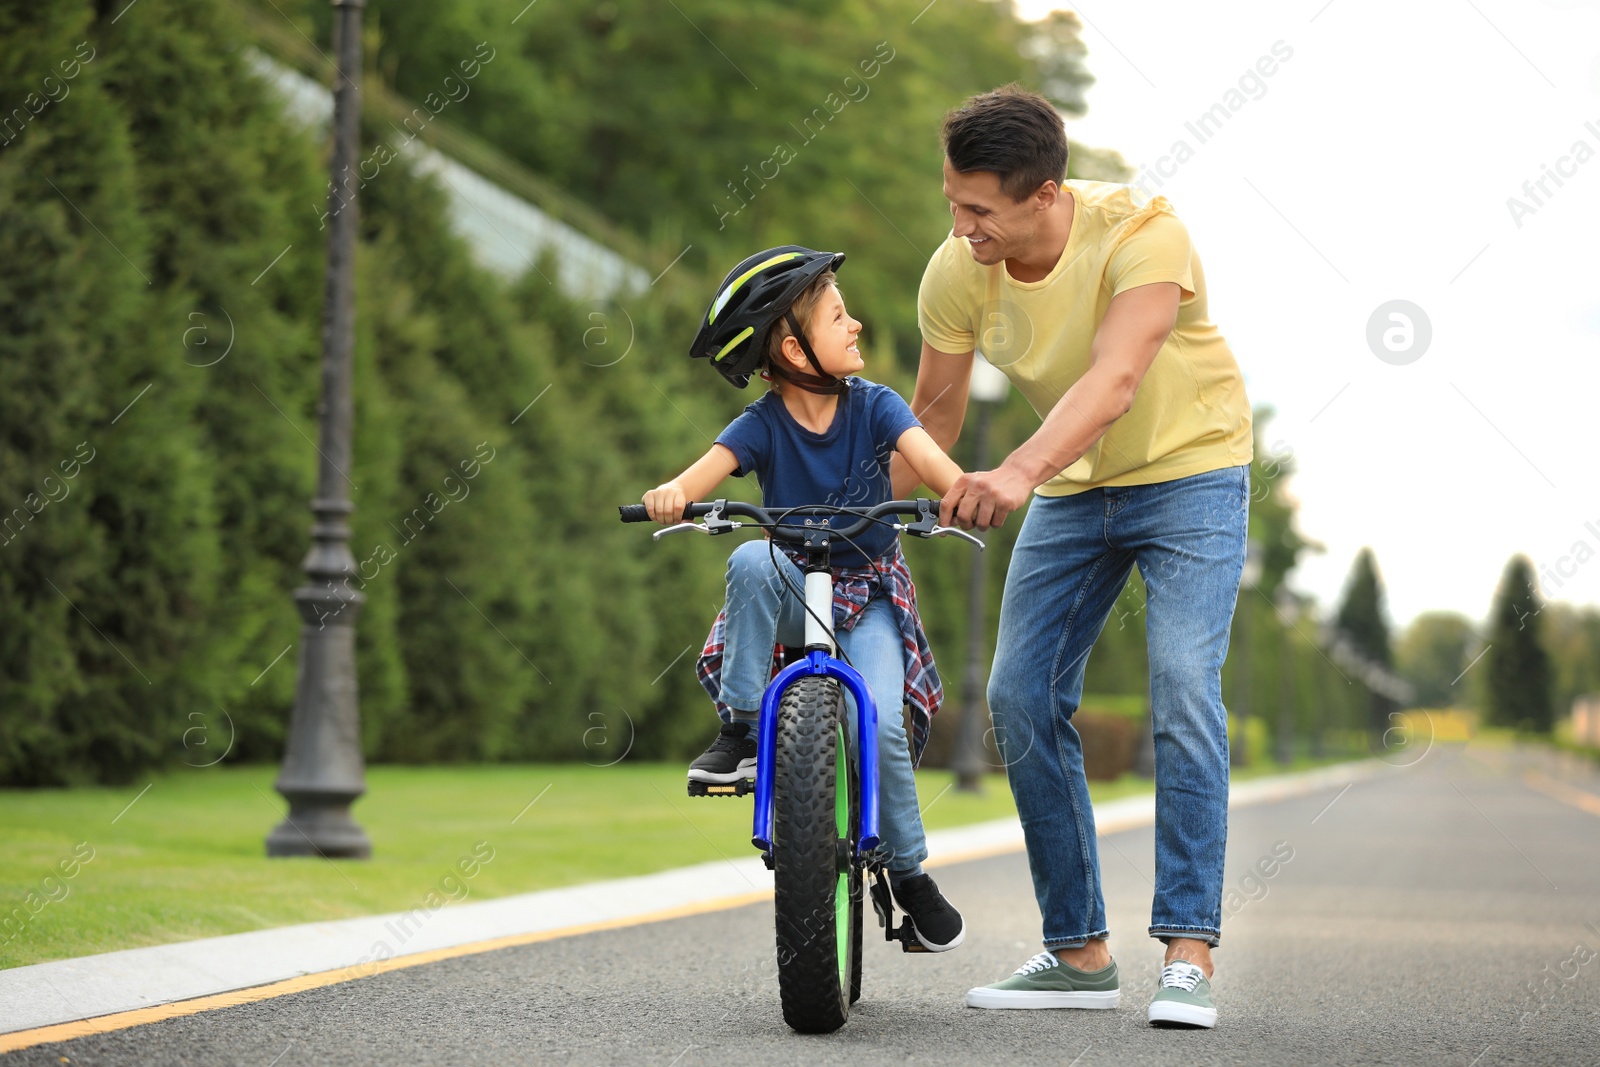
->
xmin=642 ymin=482 xmax=689 ymax=526
xmin=941 ymin=467 xmax=1032 ymax=531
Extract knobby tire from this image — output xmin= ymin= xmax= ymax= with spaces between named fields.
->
xmin=772 ymin=675 xmax=863 ymax=1033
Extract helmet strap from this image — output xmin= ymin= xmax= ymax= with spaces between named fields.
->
xmin=774 ymin=310 xmax=846 ymax=395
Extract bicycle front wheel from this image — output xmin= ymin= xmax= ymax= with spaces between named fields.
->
xmin=772 ymin=674 xmax=862 ymax=1034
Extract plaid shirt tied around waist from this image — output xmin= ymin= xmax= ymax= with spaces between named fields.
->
xmin=694 ymin=539 xmax=942 ymax=765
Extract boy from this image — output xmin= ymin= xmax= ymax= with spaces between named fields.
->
xmin=642 ymin=246 xmax=966 ymax=950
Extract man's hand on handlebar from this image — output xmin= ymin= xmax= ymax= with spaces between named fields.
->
xmin=642 ymin=482 xmax=690 ymax=526
xmin=940 ymin=466 xmax=1033 ymax=532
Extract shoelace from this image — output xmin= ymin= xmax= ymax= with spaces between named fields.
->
xmin=1013 ymin=952 xmax=1060 ymax=976
xmin=1159 ymin=961 xmax=1204 ymax=992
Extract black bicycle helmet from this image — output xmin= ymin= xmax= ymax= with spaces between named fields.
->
xmin=690 ymin=245 xmax=847 ymax=391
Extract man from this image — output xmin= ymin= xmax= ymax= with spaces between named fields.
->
xmin=894 ymin=85 xmax=1252 ymax=1028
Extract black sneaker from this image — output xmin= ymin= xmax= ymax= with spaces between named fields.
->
xmin=687 ymin=722 xmax=758 ymax=784
xmin=891 ymin=873 xmax=965 ymax=952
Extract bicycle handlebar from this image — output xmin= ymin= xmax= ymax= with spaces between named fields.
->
xmin=618 ymin=498 xmax=982 ymax=549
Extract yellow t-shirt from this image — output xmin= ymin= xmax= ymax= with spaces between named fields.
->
xmin=917 ymin=181 xmax=1252 ymax=496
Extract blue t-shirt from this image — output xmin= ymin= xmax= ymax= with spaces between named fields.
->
xmin=715 ymin=378 xmax=921 ymax=567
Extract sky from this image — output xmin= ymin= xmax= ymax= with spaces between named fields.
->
xmin=1009 ymin=0 xmax=1600 ymax=629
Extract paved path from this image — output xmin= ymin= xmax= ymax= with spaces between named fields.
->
xmin=5 ymin=744 xmax=1598 ymax=1065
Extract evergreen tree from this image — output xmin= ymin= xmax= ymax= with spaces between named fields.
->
xmin=0 ymin=0 xmax=748 ymax=781
xmin=2 ymin=1 xmax=223 ymax=784
xmin=1335 ymin=549 xmax=1392 ymax=664
xmin=1334 ymin=548 xmax=1395 ymax=740
xmin=1485 ymin=555 xmax=1554 ymax=733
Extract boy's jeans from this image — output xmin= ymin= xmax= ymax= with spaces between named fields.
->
xmin=987 ymin=465 xmax=1249 ymax=949
xmin=718 ymin=539 xmax=928 ymax=871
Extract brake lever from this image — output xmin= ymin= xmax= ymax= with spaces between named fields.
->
xmin=651 ymin=519 xmax=743 ymax=541
xmin=931 ymin=526 xmax=986 ymax=549
xmin=651 ymin=522 xmax=711 ymax=541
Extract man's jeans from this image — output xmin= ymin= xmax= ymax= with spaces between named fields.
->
xmin=987 ymin=465 xmax=1249 ymax=949
xmin=718 ymin=539 xmax=929 ymax=871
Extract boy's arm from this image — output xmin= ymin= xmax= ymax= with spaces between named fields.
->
xmin=894 ymin=426 xmax=964 ymax=499
xmin=643 ymin=444 xmax=740 ymax=525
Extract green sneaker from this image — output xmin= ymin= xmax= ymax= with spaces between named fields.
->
xmin=965 ymin=952 xmax=1121 ymax=1009
xmin=1147 ymin=960 xmax=1217 ymax=1027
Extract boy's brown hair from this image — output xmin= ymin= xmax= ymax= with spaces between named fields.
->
xmin=761 ymin=270 xmax=837 ymax=393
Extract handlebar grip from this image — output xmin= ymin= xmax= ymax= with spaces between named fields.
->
xmin=620 ymin=503 xmax=705 ymax=523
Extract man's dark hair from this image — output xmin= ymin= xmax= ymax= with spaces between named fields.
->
xmin=941 ymin=84 xmax=1069 ymax=202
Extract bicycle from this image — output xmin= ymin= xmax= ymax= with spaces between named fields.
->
xmin=618 ymin=498 xmax=981 ymax=1033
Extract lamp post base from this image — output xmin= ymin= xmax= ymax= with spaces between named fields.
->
xmin=266 ymin=797 xmax=372 ymax=858
xmin=952 ymin=767 xmax=984 ymax=794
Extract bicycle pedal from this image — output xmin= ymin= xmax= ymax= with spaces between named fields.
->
xmin=868 ymin=870 xmax=930 ymax=952
xmin=687 ymin=778 xmax=754 ymax=798
xmin=895 ymin=923 xmax=931 ymax=953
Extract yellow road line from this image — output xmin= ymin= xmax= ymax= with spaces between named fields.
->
xmin=1524 ymin=771 xmax=1600 ymax=818
xmin=0 ymin=889 xmax=770 ymax=1054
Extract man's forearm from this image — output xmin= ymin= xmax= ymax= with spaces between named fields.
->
xmin=1002 ymin=363 xmax=1137 ymax=488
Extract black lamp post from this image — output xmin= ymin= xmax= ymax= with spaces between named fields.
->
xmin=267 ymin=0 xmax=371 ymax=859
xmin=1310 ymin=638 xmax=1327 ymax=759
xmin=1229 ymin=539 xmax=1263 ymax=769
xmin=1275 ymin=585 xmax=1298 ymax=766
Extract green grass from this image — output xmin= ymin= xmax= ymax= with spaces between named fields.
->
xmin=1079 ymin=692 xmax=1149 ymax=720
xmin=1553 ymin=736 xmax=1600 ymax=764
xmin=0 ymin=757 xmax=1350 ymax=970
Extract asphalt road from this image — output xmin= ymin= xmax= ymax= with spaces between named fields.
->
xmin=8 ymin=743 xmax=1600 ymax=1067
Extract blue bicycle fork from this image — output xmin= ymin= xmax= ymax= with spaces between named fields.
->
xmin=750 ymin=648 xmax=881 ymax=859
